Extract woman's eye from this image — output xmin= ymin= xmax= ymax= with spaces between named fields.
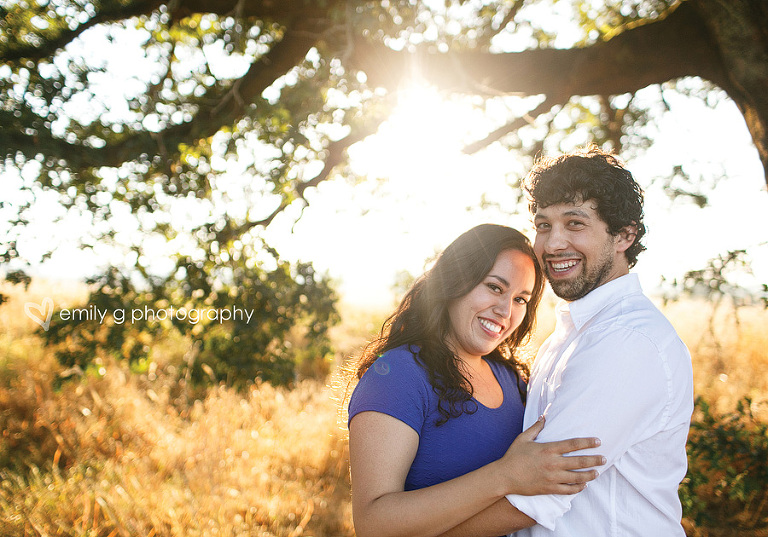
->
xmin=515 ymin=297 xmax=529 ymax=305
xmin=487 ymin=283 xmax=502 ymax=293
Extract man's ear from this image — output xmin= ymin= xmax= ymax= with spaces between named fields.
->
xmin=614 ymin=224 xmax=638 ymax=254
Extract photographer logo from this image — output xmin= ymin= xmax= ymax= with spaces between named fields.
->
xmin=24 ymin=297 xmax=54 ymax=331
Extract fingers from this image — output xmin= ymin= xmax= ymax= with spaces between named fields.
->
xmin=550 ymin=481 xmax=589 ymax=495
xmin=561 ymin=454 xmax=606 ymax=471
xmin=534 ymin=468 xmax=600 ymax=496
xmin=563 ymin=469 xmax=600 ymax=484
xmin=546 ymin=436 xmax=601 ymax=455
xmin=518 ymin=416 xmax=545 ymax=441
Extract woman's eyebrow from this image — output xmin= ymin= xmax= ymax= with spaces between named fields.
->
xmin=487 ymin=274 xmax=509 ymax=286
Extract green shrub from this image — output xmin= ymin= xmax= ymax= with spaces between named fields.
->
xmin=681 ymin=396 xmax=768 ymax=530
xmin=40 ymin=253 xmax=339 ymax=388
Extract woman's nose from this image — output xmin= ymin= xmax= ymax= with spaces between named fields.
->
xmin=493 ymin=296 xmax=512 ymax=318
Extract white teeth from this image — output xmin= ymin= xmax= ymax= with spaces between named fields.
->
xmin=551 ymin=260 xmax=578 ymax=271
xmin=479 ymin=319 xmax=502 ymax=334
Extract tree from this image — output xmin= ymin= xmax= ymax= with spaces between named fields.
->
xmin=349 ymin=0 xmax=768 ymax=181
xmin=1 ymin=0 xmax=766 ymax=380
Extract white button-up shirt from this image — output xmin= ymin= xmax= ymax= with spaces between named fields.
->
xmin=506 ymin=274 xmax=694 ymax=536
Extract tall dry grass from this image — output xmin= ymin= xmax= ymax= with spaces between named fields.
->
xmin=0 ymin=282 xmax=353 ymax=537
xmin=0 ymin=359 xmax=352 ymax=536
xmin=665 ymin=300 xmax=768 ymax=417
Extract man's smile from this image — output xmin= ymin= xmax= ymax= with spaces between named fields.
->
xmin=545 ymin=257 xmax=582 ymax=277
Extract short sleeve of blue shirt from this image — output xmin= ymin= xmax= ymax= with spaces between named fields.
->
xmin=348 ymin=345 xmax=431 ymax=434
xmin=348 ymin=344 xmax=526 ymax=491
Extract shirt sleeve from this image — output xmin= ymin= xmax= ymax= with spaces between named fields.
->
xmin=506 ymin=326 xmax=672 ymax=529
xmin=348 ymin=347 xmax=431 ymax=435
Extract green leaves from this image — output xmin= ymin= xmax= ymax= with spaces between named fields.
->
xmin=41 ymin=244 xmax=340 ymax=387
xmin=682 ymin=396 xmax=768 ymax=529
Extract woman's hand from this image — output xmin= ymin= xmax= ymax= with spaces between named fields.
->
xmin=495 ymin=417 xmax=604 ymax=496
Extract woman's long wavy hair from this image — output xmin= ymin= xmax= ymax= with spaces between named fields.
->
xmin=354 ymin=224 xmax=545 ymax=425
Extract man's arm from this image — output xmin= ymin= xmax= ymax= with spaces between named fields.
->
xmin=506 ymin=328 xmax=671 ymax=529
xmin=437 ymin=498 xmax=535 ymax=537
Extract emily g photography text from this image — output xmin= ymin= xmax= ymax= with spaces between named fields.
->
xmin=59 ymin=305 xmax=255 ymax=325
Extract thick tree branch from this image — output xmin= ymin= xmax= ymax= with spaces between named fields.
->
xmin=347 ymin=2 xmax=728 ymax=98
xmin=3 ymin=20 xmax=321 ymax=169
xmin=1 ymin=0 xmax=333 ymax=62
xmin=347 ymin=1 xmax=768 ymax=183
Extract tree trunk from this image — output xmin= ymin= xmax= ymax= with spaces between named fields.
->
xmin=692 ymin=0 xmax=768 ymax=186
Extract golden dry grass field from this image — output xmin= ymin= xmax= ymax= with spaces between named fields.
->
xmin=1 ymin=281 xmax=766 ymax=536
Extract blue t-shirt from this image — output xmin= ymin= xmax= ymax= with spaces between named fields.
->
xmin=348 ymin=344 xmax=526 ymax=491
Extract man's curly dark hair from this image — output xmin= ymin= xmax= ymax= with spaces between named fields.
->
xmin=524 ymin=146 xmax=647 ymax=268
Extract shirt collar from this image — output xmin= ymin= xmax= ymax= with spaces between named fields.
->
xmin=557 ymin=273 xmax=642 ymax=331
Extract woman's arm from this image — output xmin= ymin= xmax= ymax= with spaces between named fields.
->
xmin=349 ymin=412 xmax=602 ymax=537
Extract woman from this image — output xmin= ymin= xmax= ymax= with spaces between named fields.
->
xmin=347 ymin=224 xmax=603 ymax=537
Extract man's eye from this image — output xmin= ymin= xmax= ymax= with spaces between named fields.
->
xmin=535 ymin=223 xmax=550 ymax=231
xmin=568 ymin=221 xmax=585 ymax=228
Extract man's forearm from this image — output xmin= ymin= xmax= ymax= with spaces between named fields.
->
xmin=436 ymin=498 xmax=536 ymax=537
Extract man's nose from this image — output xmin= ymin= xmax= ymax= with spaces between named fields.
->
xmin=542 ymin=227 xmax=568 ymax=253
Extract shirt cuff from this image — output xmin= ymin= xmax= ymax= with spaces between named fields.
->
xmin=505 ymin=493 xmax=573 ymax=531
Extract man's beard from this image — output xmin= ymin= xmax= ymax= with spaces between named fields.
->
xmin=545 ymin=245 xmax=615 ymax=301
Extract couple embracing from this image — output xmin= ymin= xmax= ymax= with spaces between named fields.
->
xmin=347 ymin=147 xmax=694 ymax=537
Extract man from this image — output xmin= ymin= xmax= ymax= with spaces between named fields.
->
xmin=441 ymin=147 xmax=694 ymax=536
